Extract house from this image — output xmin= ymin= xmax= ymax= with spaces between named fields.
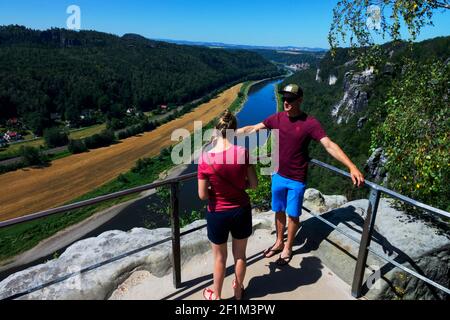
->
xmin=160 ymin=105 xmax=168 ymax=110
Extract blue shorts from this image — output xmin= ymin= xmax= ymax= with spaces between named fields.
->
xmin=271 ymin=173 xmax=306 ymax=218
xmin=206 ymin=205 xmax=252 ymax=245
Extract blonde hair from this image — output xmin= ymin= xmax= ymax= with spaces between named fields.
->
xmin=215 ymin=109 xmax=237 ymax=138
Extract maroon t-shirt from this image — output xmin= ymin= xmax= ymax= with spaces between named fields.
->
xmin=198 ymin=145 xmax=251 ymax=212
xmin=263 ymin=111 xmax=327 ymax=182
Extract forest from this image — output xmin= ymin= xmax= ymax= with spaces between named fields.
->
xmin=0 ymin=25 xmax=282 ymax=135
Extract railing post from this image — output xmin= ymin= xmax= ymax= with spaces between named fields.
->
xmin=169 ymin=182 xmax=181 ymax=289
xmin=351 ymin=187 xmax=381 ymax=298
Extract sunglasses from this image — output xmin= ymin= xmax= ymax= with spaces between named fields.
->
xmin=282 ymin=96 xmax=299 ymax=103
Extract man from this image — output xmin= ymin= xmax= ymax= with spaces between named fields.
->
xmin=236 ymin=83 xmax=364 ymax=266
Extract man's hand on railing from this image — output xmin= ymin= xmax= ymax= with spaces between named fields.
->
xmin=350 ymin=166 xmax=365 ymax=187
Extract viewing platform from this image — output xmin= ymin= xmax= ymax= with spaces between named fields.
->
xmin=109 ymin=222 xmax=356 ymax=300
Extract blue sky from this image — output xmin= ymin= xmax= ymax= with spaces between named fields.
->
xmin=0 ymin=0 xmax=449 ymax=48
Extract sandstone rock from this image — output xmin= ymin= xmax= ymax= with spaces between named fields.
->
xmin=331 ymin=69 xmax=375 ymax=124
xmin=344 ymin=59 xmax=357 ymax=67
xmin=0 ymin=227 xmax=174 ymax=300
xmin=295 ymin=198 xmax=450 ymax=300
xmin=357 ymin=116 xmax=367 ymax=129
xmin=328 ymin=75 xmax=337 ymax=85
xmin=315 ymin=68 xmax=321 ymax=82
xmin=303 ymin=188 xmax=347 ymax=213
xmin=383 ymin=62 xmax=395 ymax=76
xmin=0 ymin=216 xmax=273 ymax=300
xmin=364 ymin=147 xmax=388 ymax=185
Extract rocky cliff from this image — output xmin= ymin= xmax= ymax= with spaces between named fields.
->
xmin=331 ymin=67 xmax=376 ymax=124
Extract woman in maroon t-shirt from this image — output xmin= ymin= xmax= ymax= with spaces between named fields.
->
xmin=198 ymin=110 xmax=258 ymax=300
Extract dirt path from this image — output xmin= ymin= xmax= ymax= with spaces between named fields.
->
xmin=0 ymin=84 xmax=242 ymax=221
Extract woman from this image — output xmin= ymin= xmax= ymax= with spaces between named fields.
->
xmin=197 ymin=110 xmax=258 ymax=300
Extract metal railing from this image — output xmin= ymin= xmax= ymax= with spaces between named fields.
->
xmin=0 ymin=158 xmax=449 ymax=300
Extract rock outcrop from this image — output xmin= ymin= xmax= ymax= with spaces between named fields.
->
xmin=331 ymin=67 xmax=375 ymax=124
xmin=296 ymin=198 xmax=450 ymax=300
xmin=303 ymin=188 xmax=347 ymax=213
xmin=0 ymin=218 xmax=272 ymax=300
xmin=357 ymin=116 xmax=368 ymax=129
xmin=328 ymin=75 xmax=337 ymax=85
xmin=315 ymin=68 xmax=321 ymax=82
xmin=364 ymin=147 xmax=388 ymax=185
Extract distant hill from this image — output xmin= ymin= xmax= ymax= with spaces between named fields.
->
xmin=154 ymin=38 xmax=327 ymax=52
xmin=249 ymin=49 xmax=325 ymax=67
xmin=0 ymin=25 xmax=282 ymax=134
xmin=152 ymin=38 xmax=327 ymax=68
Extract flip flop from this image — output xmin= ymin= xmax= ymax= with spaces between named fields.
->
xmin=276 ymin=253 xmax=293 ymax=266
xmin=203 ymin=288 xmax=219 ymax=300
xmin=263 ymin=245 xmax=284 ymax=258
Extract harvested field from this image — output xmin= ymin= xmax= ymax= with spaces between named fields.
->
xmin=0 ymin=84 xmax=242 ymax=221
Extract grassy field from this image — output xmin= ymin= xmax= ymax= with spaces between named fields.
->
xmin=68 ymin=124 xmax=106 ymax=140
xmin=0 ymin=124 xmax=106 ymax=159
xmin=0 ymin=138 xmax=43 ymax=156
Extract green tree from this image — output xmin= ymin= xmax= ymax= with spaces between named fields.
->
xmin=43 ymin=127 xmax=69 ymax=148
xmin=329 ymin=0 xmax=449 ymax=49
xmin=68 ymin=139 xmax=88 ymax=154
xmin=19 ymin=146 xmax=48 ymax=166
xmin=328 ymin=1 xmax=449 ymax=211
xmin=23 ymin=112 xmax=51 ymax=136
xmin=328 ymin=0 xmax=449 ymax=67
xmin=371 ymin=60 xmax=449 ymax=211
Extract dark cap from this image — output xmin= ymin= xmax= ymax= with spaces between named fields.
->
xmin=278 ymin=84 xmax=303 ymax=97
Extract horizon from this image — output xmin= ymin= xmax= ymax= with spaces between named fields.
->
xmin=2 ymin=23 xmax=450 ymax=52
xmin=0 ymin=0 xmax=449 ymax=48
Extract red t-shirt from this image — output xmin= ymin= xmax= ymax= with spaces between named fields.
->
xmin=263 ymin=111 xmax=327 ymax=182
xmin=197 ymin=145 xmax=251 ymax=212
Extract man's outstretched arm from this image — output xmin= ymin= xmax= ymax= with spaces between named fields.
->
xmin=320 ymin=137 xmax=365 ymax=187
xmin=235 ymin=122 xmax=267 ymax=136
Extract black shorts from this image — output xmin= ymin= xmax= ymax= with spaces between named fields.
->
xmin=206 ymin=205 xmax=252 ymax=245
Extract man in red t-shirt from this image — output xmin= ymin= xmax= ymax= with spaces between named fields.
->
xmin=236 ymin=83 xmax=364 ymax=266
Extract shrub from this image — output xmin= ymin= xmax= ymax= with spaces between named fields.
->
xmin=19 ymin=146 xmax=48 ymax=166
xmin=84 ymin=129 xmax=116 ymax=149
xmin=117 ymin=173 xmax=129 ymax=184
xmin=371 ymin=60 xmax=450 ymax=211
xmin=117 ymin=130 xmax=128 ymax=140
xmin=0 ymin=162 xmax=25 ymax=174
xmin=107 ymin=118 xmax=126 ymax=130
xmin=43 ymin=127 xmax=69 ymax=148
xmin=68 ymin=139 xmax=88 ymax=154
